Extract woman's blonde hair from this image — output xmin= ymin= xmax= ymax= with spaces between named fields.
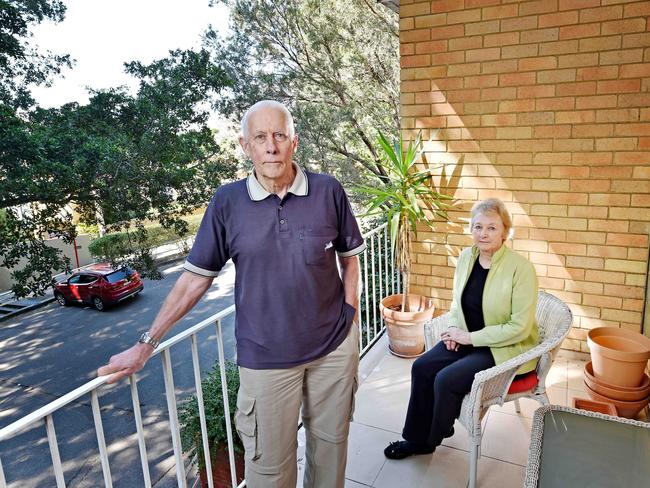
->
xmin=470 ymin=198 xmax=513 ymax=241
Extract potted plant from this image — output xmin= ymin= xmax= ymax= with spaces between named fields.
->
xmin=179 ymin=361 xmax=245 ymax=488
xmin=358 ymin=131 xmax=452 ymax=357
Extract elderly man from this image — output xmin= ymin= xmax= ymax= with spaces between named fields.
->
xmin=98 ymin=100 xmax=365 ymax=488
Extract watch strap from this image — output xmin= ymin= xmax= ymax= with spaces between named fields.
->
xmin=138 ymin=331 xmax=160 ymax=349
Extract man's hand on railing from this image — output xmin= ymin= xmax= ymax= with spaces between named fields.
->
xmin=97 ymin=343 xmax=155 ymax=384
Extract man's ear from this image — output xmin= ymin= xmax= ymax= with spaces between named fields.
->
xmin=239 ymin=136 xmax=249 ymax=157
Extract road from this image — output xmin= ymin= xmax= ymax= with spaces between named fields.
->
xmin=0 ymin=260 xmax=236 ymax=487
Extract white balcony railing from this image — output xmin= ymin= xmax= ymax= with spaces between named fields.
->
xmin=0 ymin=222 xmax=399 ymax=488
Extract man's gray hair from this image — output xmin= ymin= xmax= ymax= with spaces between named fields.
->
xmin=240 ymin=100 xmax=295 ymax=139
xmin=470 ymin=198 xmax=514 ymax=241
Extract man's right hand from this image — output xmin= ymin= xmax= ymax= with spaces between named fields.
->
xmin=97 ymin=343 xmax=155 ymax=384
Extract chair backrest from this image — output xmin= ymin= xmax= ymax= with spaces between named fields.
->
xmin=535 ymin=290 xmax=573 ymax=348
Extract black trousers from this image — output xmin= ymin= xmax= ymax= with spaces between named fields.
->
xmin=402 ymin=341 xmax=495 ymax=448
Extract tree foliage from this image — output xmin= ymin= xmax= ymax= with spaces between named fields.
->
xmin=0 ymin=1 xmax=235 ymax=297
xmin=207 ymin=0 xmax=399 ymax=190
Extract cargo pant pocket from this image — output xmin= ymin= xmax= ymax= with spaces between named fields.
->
xmin=234 ymin=395 xmax=261 ymax=461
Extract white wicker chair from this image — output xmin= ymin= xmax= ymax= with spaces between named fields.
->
xmin=423 ymin=290 xmax=573 ymax=488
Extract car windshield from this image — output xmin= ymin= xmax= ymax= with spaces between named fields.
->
xmin=105 ymin=267 xmax=134 ymax=283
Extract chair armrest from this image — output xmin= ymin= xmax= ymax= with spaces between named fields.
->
xmin=423 ymin=313 xmax=451 ymax=351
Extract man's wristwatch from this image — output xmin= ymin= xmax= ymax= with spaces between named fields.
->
xmin=138 ymin=331 xmax=160 ymax=349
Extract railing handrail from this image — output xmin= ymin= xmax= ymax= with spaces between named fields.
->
xmin=0 ymin=304 xmax=236 ymax=442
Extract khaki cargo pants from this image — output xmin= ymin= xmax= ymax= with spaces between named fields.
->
xmin=235 ymin=325 xmax=360 ymax=488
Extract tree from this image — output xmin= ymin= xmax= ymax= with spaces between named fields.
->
xmin=206 ymin=0 xmax=399 ymax=191
xmin=1 ymin=47 xmax=236 ymax=297
xmin=0 ymin=0 xmax=71 ymax=109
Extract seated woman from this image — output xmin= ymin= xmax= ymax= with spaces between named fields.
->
xmin=384 ymin=198 xmax=539 ymax=460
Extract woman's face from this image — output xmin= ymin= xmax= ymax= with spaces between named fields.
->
xmin=471 ymin=211 xmax=506 ymax=254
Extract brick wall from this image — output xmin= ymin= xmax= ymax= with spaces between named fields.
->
xmin=399 ymin=0 xmax=650 ymax=352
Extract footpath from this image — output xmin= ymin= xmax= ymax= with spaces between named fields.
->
xmin=0 ymin=237 xmax=193 ymax=322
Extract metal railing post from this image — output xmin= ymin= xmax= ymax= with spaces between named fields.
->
xmin=161 ymin=349 xmax=187 ymax=488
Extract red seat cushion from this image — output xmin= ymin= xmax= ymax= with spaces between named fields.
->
xmin=508 ymin=371 xmax=538 ymax=394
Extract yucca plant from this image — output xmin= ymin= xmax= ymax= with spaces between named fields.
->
xmin=357 ymin=131 xmax=452 ymax=312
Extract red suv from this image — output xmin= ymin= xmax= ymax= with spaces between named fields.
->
xmin=54 ymin=263 xmax=144 ymax=311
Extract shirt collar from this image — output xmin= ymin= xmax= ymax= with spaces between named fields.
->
xmin=246 ymin=163 xmax=309 ymax=201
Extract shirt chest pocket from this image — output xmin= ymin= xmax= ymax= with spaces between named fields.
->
xmin=301 ymin=228 xmax=336 ymax=266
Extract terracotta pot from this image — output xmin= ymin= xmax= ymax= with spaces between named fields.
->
xmin=380 ymin=294 xmax=434 ymax=358
xmin=199 ymin=446 xmax=245 ymax=488
xmin=587 ymin=327 xmax=650 ymax=387
xmin=583 ymin=361 xmax=650 ymax=402
xmin=584 ymin=382 xmax=650 ymax=419
xmin=571 ymin=396 xmax=617 ymax=416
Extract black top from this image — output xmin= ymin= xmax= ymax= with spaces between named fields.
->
xmin=461 ymin=258 xmax=490 ymax=333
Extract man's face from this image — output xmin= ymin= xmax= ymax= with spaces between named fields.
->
xmin=239 ymin=106 xmax=298 ymax=183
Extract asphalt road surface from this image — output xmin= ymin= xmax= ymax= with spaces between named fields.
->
xmin=0 ymin=260 xmax=236 ymax=487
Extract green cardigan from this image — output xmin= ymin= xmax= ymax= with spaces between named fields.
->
xmin=449 ymin=244 xmax=539 ymax=374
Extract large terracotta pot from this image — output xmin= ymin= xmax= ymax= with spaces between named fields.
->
xmin=587 ymin=327 xmax=650 ymax=387
xmin=199 ymin=446 xmax=245 ymax=488
xmin=583 ymin=361 xmax=650 ymax=402
xmin=380 ymin=294 xmax=434 ymax=358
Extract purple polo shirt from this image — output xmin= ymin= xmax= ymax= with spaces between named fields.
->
xmin=183 ymin=165 xmax=366 ymax=369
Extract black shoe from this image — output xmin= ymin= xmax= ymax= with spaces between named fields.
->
xmin=384 ymin=440 xmax=435 ymax=460
xmin=444 ymin=426 xmax=455 ymax=439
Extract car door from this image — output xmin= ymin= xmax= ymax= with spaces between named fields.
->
xmin=76 ymin=274 xmax=97 ymax=303
xmin=67 ymin=274 xmax=83 ymax=302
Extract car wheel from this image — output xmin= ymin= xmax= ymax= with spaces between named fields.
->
xmin=92 ymin=296 xmax=105 ymax=311
xmin=54 ymin=292 xmax=68 ymax=307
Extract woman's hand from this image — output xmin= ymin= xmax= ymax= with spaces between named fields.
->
xmin=441 ymin=327 xmax=472 ymax=346
xmin=443 ymin=338 xmax=459 ymax=351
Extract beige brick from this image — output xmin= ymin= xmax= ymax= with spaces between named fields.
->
xmin=602 ymin=18 xmax=646 ymax=35
xmin=447 ymin=8 xmax=482 ymax=25
xmin=536 ymin=97 xmax=576 ymax=111
xmin=513 ymin=239 xmax=548 ymax=253
xmin=569 ymin=179 xmax=610 ymax=192
xmin=501 ymin=15 xmax=538 ymax=32
xmin=539 ymin=40 xmax=580 ymax=56
xmin=575 ymin=95 xmax=617 ymax=110
xmin=502 ymin=44 xmax=539 ymax=59
xmin=555 ymin=110 xmax=595 ymax=124
xmin=515 ymin=138 xmax=554 ymax=152
xmin=482 ymin=59 xmax=519 ymax=74
xmin=611 ymin=180 xmax=650 ymax=193
xmin=538 ymin=277 xmax=565 ymax=290
xmin=583 ymin=294 xmax=622 ymax=309
xmin=624 ymin=1 xmax=650 ymax=17
xmin=622 ymin=32 xmax=650 ymax=49
xmin=521 ymin=28 xmax=560 ymax=44
xmin=623 ymin=298 xmax=644 ymax=313
xmin=589 ymin=194 xmax=631 ymax=206
xmin=601 ymin=308 xmax=641 ymax=324
xmin=400 ymin=2 xmax=431 ymax=17
xmin=605 ymin=259 xmax=647 ymax=274
xmin=551 ymin=290 xmax=582 ymax=305
xmin=616 ymin=151 xmax=650 ymax=166
xmin=531 ymin=204 xmax=568 ymax=217
xmin=580 ymin=5 xmax=623 ymax=23
xmin=603 ymin=284 xmax=645 ymax=300
xmin=539 ymin=10 xmax=578 ymax=27
xmin=600 ymin=49 xmax=644 ymax=65
xmin=401 ymin=54 xmax=431 ymax=68
xmin=558 ymin=52 xmax=599 ymax=69
xmin=414 ymin=13 xmax=447 ymax=28
xmin=579 ymin=36 xmax=622 ymax=54
xmin=550 ymin=217 xmax=589 ymax=231
xmin=534 ymin=124 xmax=570 ymax=138
xmin=588 ymin=220 xmax=628 ymax=233
xmin=549 ymin=192 xmax=589 ymax=205
xmin=595 ymin=108 xmax=639 ymax=123
xmin=557 ymin=81 xmax=598 ymax=97
xmin=566 ymin=255 xmax=604 ymax=269
xmin=448 ymin=36 xmax=483 ymax=52
xmin=569 ymin=206 xmax=608 ymax=219
xmin=533 ymin=152 xmax=572 ymax=165
xmin=465 ymin=74 xmax=499 ymax=88
xmin=547 ymin=265 xmax=584 ymax=280
xmin=484 ymin=32 xmax=520 ymax=49
xmin=631 ymin=194 xmax=650 ymax=207
xmin=528 ymin=252 xmax=566 ymax=266
xmin=609 ymin=206 xmax=650 ymax=221
xmin=626 ymin=274 xmax=645 ymax=286
xmin=564 ymin=280 xmax=602 ymax=295
xmin=401 ymin=104 xmax=430 ymax=116
xmin=594 ymin=137 xmax=636 ymax=151
xmin=513 ymin=191 xmax=549 ymax=204
xmin=482 ymin=3 xmax=518 ymax=20
xmin=584 ymin=269 xmax=625 ymax=284
xmin=513 ymin=214 xmax=550 ymax=229
xmin=465 ymin=20 xmax=500 ymax=36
